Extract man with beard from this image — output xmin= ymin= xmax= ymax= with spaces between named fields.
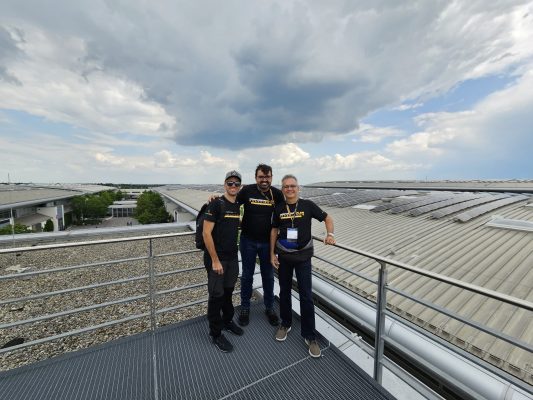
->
xmin=237 ymin=164 xmax=284 ymax=327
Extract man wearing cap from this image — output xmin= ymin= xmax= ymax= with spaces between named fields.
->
xmin=203 ymin=170 xmax=244 ymax=352
xmin=236 ymin=164 xmax=284 ymax=327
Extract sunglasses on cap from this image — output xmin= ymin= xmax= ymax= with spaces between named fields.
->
xmin=226 ymin=181 xmax=241 ymax=187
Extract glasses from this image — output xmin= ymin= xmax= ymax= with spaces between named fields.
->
xmin=256 ymin=175 xmax=272 ymax=180
xmin=282 ymin=185 xmax=298 ymax=189
xmin=226 ymin=181 xmax=241 ymax=187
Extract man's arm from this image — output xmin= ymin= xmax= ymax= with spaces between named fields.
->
xmin=203 ymin=220 xmax=223 ymax=274
xmin=323 ymin=215 xmax=336 ymax=245
xmin=270 ymin=227 xmax=280 ymax=269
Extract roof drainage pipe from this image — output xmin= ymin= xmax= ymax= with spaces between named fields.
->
xmin=312 ymin=276 xmax=531 ymax=400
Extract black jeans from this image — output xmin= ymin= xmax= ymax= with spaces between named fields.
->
xmin=204 ymin=253 xmax=239 ymax=337
xmin=278 ymin=257 xmax=315 ymax=340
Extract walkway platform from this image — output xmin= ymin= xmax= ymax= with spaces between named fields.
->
xmin=0 ymin=304 xmax=396 ymax=400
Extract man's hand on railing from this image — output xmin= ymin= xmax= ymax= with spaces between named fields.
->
xmin=324 ymin=235 xmax=336 ymax=245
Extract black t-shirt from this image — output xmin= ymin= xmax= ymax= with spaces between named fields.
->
xmin=204 ymin=196 xmax=240 ymax=260
xmin=237 ymin=184 xmax=284 ymax=242
xmin=272 ymin=199 xmax=327 ymax=248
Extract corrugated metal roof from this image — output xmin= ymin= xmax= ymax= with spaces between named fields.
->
xmin=0 ymin=187 xmax=83 ymax=208
xmin=308 ymin=180 xmax=533 ymax=193
xmin=162 ymin=186 xmax=533 ymax=383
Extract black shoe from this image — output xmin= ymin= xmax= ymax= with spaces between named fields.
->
xmin=212 ymin=334 xmax=233 ymax=353
xmin=224 ymin=321 xmax=244 ymax=336
xmin=238 ymin=308 xmax=250 ymax=326
xmin=265 ymin=309 xmax=279 ymax=326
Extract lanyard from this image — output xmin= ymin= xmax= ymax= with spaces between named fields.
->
xmin=285 ymin=202 xmax=298 ymax=228
xmin=259 ymin=187 xmax=274 ymax=204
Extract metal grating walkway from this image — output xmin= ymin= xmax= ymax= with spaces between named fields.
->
xmin=0 ymin=303 xmax=396 ymax=400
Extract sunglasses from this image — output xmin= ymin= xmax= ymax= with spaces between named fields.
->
xmin=226 ymin=181 xmax=241 ymax=187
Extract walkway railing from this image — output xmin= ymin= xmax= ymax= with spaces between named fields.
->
xmin=1 ymin=232 xmax=532 ymax=396
xmin=312 ymin=235 xmax=533 ymax=387
xmin=0 ymin=232 xmax=207 ymax=357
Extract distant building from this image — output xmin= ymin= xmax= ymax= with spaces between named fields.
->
xmin=0 ymin=184 xmax=116 ymax=232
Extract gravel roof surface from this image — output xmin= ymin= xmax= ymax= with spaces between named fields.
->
xmin=0 ymin=231 xmax=234 ymax=371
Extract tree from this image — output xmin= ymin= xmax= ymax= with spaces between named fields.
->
xmin=71 ymin=195 xmax=88 ymax=222
xmin=134 ymin=191 xmax=170 ymax=224
xmin=85 ymin=196 xmax=108 ymax=220
xmin=43 ymin=219 xmax=54 ymax=232
xmin=0 ymin=224 xmax=31 ymax=235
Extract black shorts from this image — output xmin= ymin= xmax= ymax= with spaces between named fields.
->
xmin=203 ymin=253 xmax=239 ymax=298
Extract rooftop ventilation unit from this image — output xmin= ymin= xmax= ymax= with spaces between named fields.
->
xmin=486 ymin=215 xmax=533 ymax=232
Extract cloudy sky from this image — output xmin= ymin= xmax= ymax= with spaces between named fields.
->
xmin=1 ymin=1 xmax=532 ymax=184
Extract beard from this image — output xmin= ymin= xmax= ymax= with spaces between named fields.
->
xmin=258 ymin=181 xmax=271 ymax=191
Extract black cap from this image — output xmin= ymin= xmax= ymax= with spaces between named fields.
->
xmin=225 ymin=170 xmax=242 ymax=181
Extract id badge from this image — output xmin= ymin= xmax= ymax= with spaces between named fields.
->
xmin=287 ymin=227 xmax=298 ymax=241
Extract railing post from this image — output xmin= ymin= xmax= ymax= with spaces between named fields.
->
xmin=373 ymin=261 xmax=387 ymax=384
xmin=148 ymin=239 xmax=157 ymax=332
xmin=148 ymin=238 xmax=160 ymax=400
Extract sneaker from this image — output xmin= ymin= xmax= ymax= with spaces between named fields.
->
xmin=265 ymin=309 xmax=279 ymax=326
xmin=275 ymin=325 xmax=291 ymax=341
xmin=305 ymin=339 xmax=321 ymax=358
xmin=224 ymin=321 xmax=244 ymax=336
xmin=238 ymin=308 xmax=250 ymax=326
xmin=212 ymin=334 xmax=233 ymax=353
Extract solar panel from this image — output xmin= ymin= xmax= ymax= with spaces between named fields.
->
xmin=301 ymin=187 xmax=349 ymax=198
xmin=408 ymin=194 xmax=482 ymax=217
xmin=371 ymin=196 xmax=424 ymax=212
xmin=431 ymin=194 xmax=509 ymax=219
xmin=389 ymin=195 xmax=455 ymax=214
xmin=454 ymin=195 xmax=528 ymax=222
xmin=311 ymin=189 xmax=413 ymax=208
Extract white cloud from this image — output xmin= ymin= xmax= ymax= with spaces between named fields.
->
xmin=94 ymin=152 xmax=126 ymax=166
xmin=384 ymin=69 xmax=533 ymax=177
xmin=2 ymin=1 xmax=533 ymax=149
xmin=270 ymin=143 xmax=311 ymax=167
xmin=351 ymin=123 xmax=405 ymax=143
xmin=1 ymin=1 xmax=532 ymax=183
xmin=0 ymin=24 xmax=175 ymax=137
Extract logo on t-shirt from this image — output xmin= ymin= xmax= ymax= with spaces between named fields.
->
xmin=249 ymin=198 xmax=274 ymax=206
xmin=280 ymin=211 xmax=305 ymax=220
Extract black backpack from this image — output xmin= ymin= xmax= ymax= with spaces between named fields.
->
xmin=195 ymin=197 xmax=225 ymax=250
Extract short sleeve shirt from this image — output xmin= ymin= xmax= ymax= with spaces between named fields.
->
xmin=237 ymin=185 xmax=284 ymax=242
xmin=204 ymin=196 xmax=240 ymax=260
xmin=272 ymin=199 xmax=327 ymax=248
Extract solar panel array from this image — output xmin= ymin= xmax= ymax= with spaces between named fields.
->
xmin=454 ymin=195 xmax=529 ymax=222
xmin=299 ymin=187 xmax=349 ymax=198
xmin=163 ymin=185 xmax=531 ymax=222
xmin=389 ymin=194 xmax=456 ymax=214
xmin=407 ymin=194 xmax=483 ymax=217
xmin=430 ymin=194 xmax=509 ymax=219
xmin=309 ymin=190 xmax=414 ymax=208
xmin=365 ymin=190 xmax=530 ymax=222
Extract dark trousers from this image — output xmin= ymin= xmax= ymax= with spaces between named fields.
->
xmin=239 ymin=235 xmax=275 ymax=310
xmin=204 ymin=253 xmax=239 ymax=337
xmin=278 ymin=257 xmax=315 ymax=340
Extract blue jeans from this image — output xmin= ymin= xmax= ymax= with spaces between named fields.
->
xmin=239 ymin=235 xmax=275 ymax=310
xmin=278 ymin=257 xmax=315 ymax=340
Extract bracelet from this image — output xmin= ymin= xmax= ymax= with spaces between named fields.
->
xmin=327 ymin=232 xmax=335 ymax=237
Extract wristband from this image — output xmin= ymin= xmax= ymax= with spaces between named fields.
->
xmin=327 ymin=232 xmax=335 ymax=237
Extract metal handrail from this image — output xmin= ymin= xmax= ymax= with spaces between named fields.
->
xmin=2 ymin=232 xmax=530 ymax=392
xmin=314 ymin=236 xmax=533 ymax=310
xmin=311 ymin=235 xmax=533 ymax=385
